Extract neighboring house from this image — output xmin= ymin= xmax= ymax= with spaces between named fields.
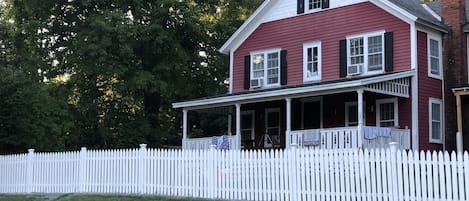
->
xmin=423 ymin=0 xmax=469 ymax=152
xmin=173 ymin=0 xmax=467 ymax=151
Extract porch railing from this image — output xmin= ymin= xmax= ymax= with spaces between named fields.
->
xmin=362 ymin=127 xmax=411 ymax=150
xmin=289 ymin=126 xmax=411 ymax=150
xmin=182 ymin=135 xmax=237 ymax=150
xmin=289 ymin=127 xmax=361 ymax=149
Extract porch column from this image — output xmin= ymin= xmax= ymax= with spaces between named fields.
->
xmin=182 ymin=109 xmax=188 ymax=148
xmin=456 ymin=94 xmax=463 ymax=153
xmin=357 ymin=89 xmax=364 ymax=147
xmin=285 ymin=98 xmax=292 ymax=149
xmin=227 ymin=114 xmax=232 ymax=136
xmin=235 ymin=104 xmax=242 ymax=150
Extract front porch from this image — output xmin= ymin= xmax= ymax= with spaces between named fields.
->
xmin=183 ymin=126 xmax=410 ymax=150
xmin=174 ymin=71 xmax=415 ymax=150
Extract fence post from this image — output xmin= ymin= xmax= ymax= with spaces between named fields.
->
xmin=209 ymin=145 xmax=217 ymax=199
xmin=26 ymin=149 xmax=35 ymax=193
xmin=138 ymin=144 xmax=147 ymax=194
xmin=289 ymin=144 xmax=298 ymax=201
xmin=389 ymin=142 xmax=398 ymax=201
xmin=78 ymin=147 xmax=87 ymax=193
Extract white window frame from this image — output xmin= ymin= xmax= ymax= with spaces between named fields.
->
xmin=346 ymin=30 xmax=385 ymax=76
xmin=427 ymin=33 xmax=443 ymax=79
xmin=250 ymin=49 xmax=281 ymax=88
xmin=376 ymin=98 xmax=399 ymax=127
xmin=305 ymin=0 xmax=322 ymax=12
xmin=345 ymin=101 xmax=366 ymax=127
xmin=241 ymin=110 xmax=255 ymax=147
xmin=303 ymin=41 xmax=322 ymax=82
xmin=429 ymin=98 xmax=443 ymax=144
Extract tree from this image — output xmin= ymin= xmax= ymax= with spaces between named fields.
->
xmin=0 ymin=0 xmax=263 ymax=151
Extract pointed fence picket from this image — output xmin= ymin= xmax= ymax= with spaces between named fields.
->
xmin=1 ymin=145 xmax=469 ymax=201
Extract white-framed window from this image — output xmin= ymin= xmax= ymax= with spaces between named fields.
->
xmin=345 ymin=101 xmax=366 ymax=127
xmin=307 ymin=0 xmax=322 ymax=11
xmin=376 ymin=98 xmax=398 ymax=127
xmin=429 ymin=98 xmax=443 ymax=144
xmin=251 ymin=49 xmax=281 ymax=88
xmin=428 ymin=34 xmax=443 ymax=79
xmin=241 ymin=111 xmax=255 ymax=148
xmin=347 ymin=31 xmax=385 ymax=76
xmin=303 ymin=41 xmax=321 ymax=82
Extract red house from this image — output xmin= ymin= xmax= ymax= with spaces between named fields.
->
xmin=173 ymin=0 xmax=458 ymax=151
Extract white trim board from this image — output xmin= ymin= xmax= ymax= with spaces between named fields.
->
xmin=173 ymin=70 xmax=416 ymax=110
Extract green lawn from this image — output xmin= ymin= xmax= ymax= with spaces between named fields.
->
xmin=0 ymin=194 xmax=220 ymax=201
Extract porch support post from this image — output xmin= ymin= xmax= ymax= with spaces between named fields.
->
xmin=357 ymin=89 xmax=364 ymax=148
xmin=456 ymin=94 xmax=463 ymax=153
xmin=182 ymin=109 xmax=188 ymax=149
xmin=285 ymin=97 xmax=292 ymax=149
xmin=235 ymin=104 xmax=242 ymax=150
xmin=228 ymin=114 xmax=232 ymax=136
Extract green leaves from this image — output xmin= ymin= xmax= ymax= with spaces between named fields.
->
xmin=0 ymin=0 xmax=263 ymax=152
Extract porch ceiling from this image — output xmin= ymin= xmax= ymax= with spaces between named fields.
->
xmin=173 ymin=70 xmax=416 ymax=110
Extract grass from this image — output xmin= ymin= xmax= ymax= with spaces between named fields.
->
xmin=0 ymin=194 xmax=220 ymax=201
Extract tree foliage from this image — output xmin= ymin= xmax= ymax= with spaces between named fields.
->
xmin=0 ymin=0 xmax=262 ymax=152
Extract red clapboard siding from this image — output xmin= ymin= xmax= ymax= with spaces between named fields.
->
xmin=417 ymin=31 xmax=443 ymax=151
xmin=232 ymin=2 xmax=411 ymax=93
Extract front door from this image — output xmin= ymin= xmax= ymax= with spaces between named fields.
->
xmin=302 ymin=98 xmax=322 ymax=129
xmin=264 ymin=108 xmax=281 ymax=148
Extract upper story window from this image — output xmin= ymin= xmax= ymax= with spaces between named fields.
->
xmin=303 ymin=42 xmax=321 ymax=82
xmin=297 ymin=0 xmax=329 ymax=14
xmin=347 ymin=31 xmax=385 ymax=76
xmin=244 ymin=49 xmax=287 ymax=90
xmin=429 ymin=98 xmax=443 ymax=144
xmin=308 ymin=0 xmax=322 ymax=10
xmin=251 ymin=50 xmax=280 ymax=88
xmin=428 ymin=35 xmax=442 ymax=79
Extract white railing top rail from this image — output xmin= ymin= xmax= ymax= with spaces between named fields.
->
xmin=289 ymin=126 xmax=410 ymax=150
xmin=183 ymin=135 xmax=237 ymax=150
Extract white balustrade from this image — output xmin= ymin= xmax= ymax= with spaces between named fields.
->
xmin=183 ymin=135 xmax=237 ymax=150
xmin=289 ymin=126 xmax=411 ymax=150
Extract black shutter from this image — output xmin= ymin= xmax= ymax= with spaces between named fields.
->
xmin=280 ymin=50 xmax=288 ymax=85
xmin=339 ymin=39 xmax=347 ymax=78
xmin=322 ymin=0 xmax=330 ymax=9
xmin=297 ymin=0 xmax=305 ymax=14
xmin=244 ymin=55 xmax=251 ymax=90
xmin=384 ymin=32 xmax=394 ymax=72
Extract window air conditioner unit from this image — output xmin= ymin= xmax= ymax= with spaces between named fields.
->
xmin=250 ymin=78 xmax=264 ymax=89
xmin=347 ymin=64 xmax=363 ymax=76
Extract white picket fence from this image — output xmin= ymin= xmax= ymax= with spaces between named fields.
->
xmin=1 ymin=144 xmax=469 ymax=201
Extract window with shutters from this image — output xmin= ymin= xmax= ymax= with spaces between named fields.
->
xmin=347 ymin=31 xmax=385 ymax=76
xmin=429 ymin=98 xmax=443 ymax=144
xmin=308 ymin=0 xmax=322 ymax=10
xmin=300 ymin=0 xmax=329 ymax=13
xmin=428 ymin=34 xmax=442 ymax=79
xmin=250 ymin=49 xmax=281 ymax=88
xmin=303 ymin=41 xmax=321 ymax=82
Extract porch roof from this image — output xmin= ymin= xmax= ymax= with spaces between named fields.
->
xmin=173 ymin=70 xmax=416 ymax=110
xmin=453 ymin=86 xmax=469 ymax=96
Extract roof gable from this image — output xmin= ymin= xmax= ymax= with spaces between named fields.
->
xmin=219 ymin=0 xmax=449 ymax=54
